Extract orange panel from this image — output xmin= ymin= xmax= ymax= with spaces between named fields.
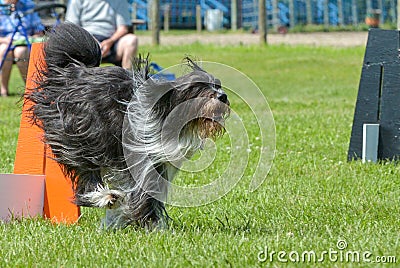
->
xmin=13 ymin=43 xmax=80 ymax=223
xmin=44 ymin=149 xmax=80 ymax=224
xmin=13 ymin=43 xmax=46 ymax=175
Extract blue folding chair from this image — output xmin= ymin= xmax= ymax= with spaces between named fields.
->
xmin=150 ymin=62 xmax=176 ymax=81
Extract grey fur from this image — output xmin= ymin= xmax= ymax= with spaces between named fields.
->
xmin=26 ymin=22 xmax=229 ymax=229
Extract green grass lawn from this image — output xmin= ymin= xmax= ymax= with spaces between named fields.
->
xmin=0 ymin=43 xmax=399 ymax=267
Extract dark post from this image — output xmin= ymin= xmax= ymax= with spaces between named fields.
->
xmin=338 ymin=0 xmax=343 ymax=25
xmin=231 ymin=0 xmax=237 ymax=31
xmin=259 ymin=0 xmax=267 ymax=44
xmin=398 ymin=0 xmax=400 ymax=28
xmin=272 ymin=0 xmax=278 ymax=32
xmin=164 ymin=4 xmax=170 ymax=32
xmin=151 ymin=0 xmax=160 ymax=45
xmin=196 ymin=5 xmax=202 ymax=32
xmin=289 ymin=0 xmax=295 ymax=28
xmin=306 ymin=0 xmax=312 ymax=25
xmin=324 ymin=0 xmax=329 ymax=27
xmin=352 ymin=0 xmax=358 ymax=25
xmin=132 ymin=3 xmax=137 ymax=20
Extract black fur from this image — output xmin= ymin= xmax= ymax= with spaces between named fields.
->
xmin=26 ymin=22 xmax=229 ymax=229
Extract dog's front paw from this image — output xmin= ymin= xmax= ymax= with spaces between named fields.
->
xmin=80 ymin=185 xmax=125 ymax=209
xmin=103 ymin=192 xmax=120 ymax=209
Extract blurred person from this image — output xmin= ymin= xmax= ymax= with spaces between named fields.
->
xmin=66 ymin=0 xmax=138 ymax=69
xmin=0 ymin=0 xmax=44 ymax=97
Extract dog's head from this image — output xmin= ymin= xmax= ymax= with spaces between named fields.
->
xmin=154 ymin=58 xmax=230 ymax=141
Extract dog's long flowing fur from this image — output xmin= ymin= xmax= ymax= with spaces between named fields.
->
xmin=26 ymin=22 xmax=229 ymax=229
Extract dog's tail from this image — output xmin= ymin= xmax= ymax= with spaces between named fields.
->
xmin=44 ymin=22 xmax=102 ymax=68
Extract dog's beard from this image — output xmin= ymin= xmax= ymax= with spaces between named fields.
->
xmin=198 ymin=99 xmax=230 ymax=140
xmin=198 ymin=118 xmax=225 ymax=140
xmin=186 ymin=98 xmax=230 ymax=140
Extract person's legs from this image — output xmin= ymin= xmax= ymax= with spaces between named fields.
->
xmin=0 ymin=43 xmax=13 ymax=97
xmin=115 ymin=34 xmax=138 ymax=69
xmin=13 ymin=46 xmax=29 ymax=82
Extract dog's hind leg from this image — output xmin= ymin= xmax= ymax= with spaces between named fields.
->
xmin=129 ymin=192 xmax=169 ymax=230
xmin=107 ymin=201 xmax=168 ymax=230
xmin=100 ymin=193 xmax=169 ymax=230
xmin=139 ymin=198 xmax=169 ymax=230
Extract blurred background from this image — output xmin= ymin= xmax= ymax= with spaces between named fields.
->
xmin=34 ymin=0 xmax=399 ymax=33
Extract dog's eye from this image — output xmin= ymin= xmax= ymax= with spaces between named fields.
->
xmin=214 ymin=79 xmax=221 ymax=89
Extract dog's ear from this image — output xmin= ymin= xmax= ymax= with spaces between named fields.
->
xmin=183 ymin=57 xmax=221 ymax=88
xmin=184 ymin=57 xmax=205 ymax=72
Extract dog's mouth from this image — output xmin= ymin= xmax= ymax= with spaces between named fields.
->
xmin=175 ymin=90 xmax=230 ymax=141
xmin=206 ymin=111 xmax=228 ymax=127
xmin=197 ymin=100 xmax=230 ymax=140
xmin=211 ymin=114 xmax=224 ymax=122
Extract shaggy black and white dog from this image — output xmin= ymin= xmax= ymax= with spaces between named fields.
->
xmin=26 ymin=22 xmax=230 ymax=229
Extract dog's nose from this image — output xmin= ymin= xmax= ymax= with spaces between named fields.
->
xmin=217 ymin=92 xmax=228 ymax=103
